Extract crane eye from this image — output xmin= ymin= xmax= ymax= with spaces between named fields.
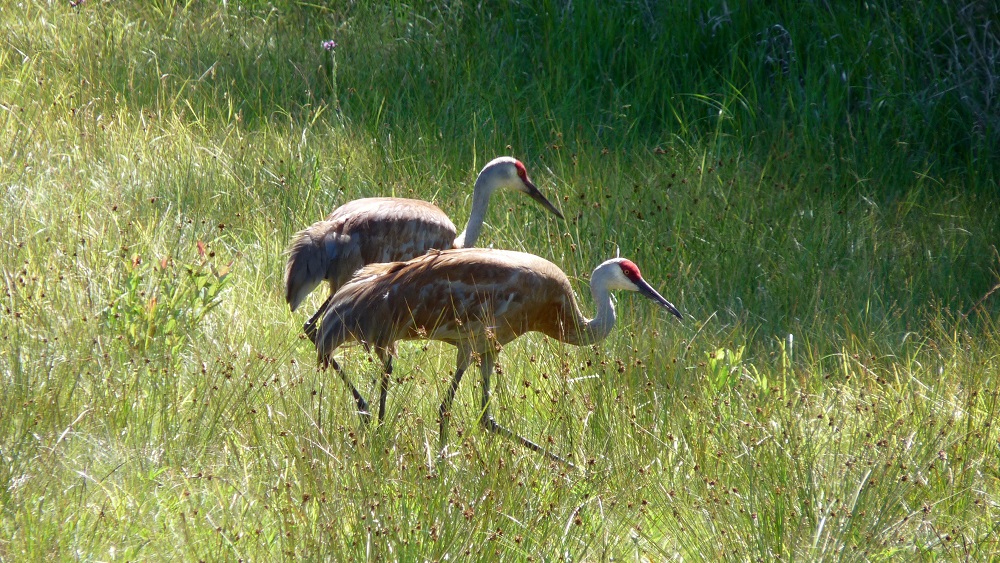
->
xmin=619 ymin=260 xmax=642 ymax=282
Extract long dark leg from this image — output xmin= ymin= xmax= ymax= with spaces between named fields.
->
xmin=439 ymin=348 xmax=472 ymax=454
xmin=303 ymin=292 xmax=334 ymax=343
xmin=322 ymin=356 xmax=371 ymax=425
xmin=478 ymin=351 xmax=576 ymax=468
xmin=377 ymin=353 xmax=393 ymax=425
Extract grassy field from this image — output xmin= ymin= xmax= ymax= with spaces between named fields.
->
xmin=2 ymin=1 xmax=999 ymax=560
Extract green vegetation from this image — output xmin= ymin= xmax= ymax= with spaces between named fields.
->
xmin=2 ymin=1 xmax=998 ymax=560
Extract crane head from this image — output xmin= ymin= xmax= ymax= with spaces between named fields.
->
xmin=601 ymin=258 xmax=683 ymax=320
xmin=480 ymin=157 xmax=565 ymax=220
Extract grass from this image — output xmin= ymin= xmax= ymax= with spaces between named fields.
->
xmin=2 ymin=1 xmax=999 ymax=560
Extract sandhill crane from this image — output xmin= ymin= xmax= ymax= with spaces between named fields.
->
xmin=313 ymin=248 xmax=682 ymax=465
xmin=284 ymin=157 xmax=563 ymax=421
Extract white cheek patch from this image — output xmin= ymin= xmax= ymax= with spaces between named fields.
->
xmin=616 ymin=270 xmax=641 ymax=291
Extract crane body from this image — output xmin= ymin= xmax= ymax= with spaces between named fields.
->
xmin=313 ymin=248 xmax=682 ymax=464
xmin=285 ymin=197 xmax=457 ymax=313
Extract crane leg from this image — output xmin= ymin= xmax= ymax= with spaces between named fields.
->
xmin=478 ymin=352 xmax=576 ymax=468
xmin=376 ymin=353 xmax=393 ymax=425
xmin=438 ymin=348 xmax=472 ymax=455
xmin=323 ymin=356 xmax=371 ymax=425
xmin=303 ymin=292 xmax=334 ymax=344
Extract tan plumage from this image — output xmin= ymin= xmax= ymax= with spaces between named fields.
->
xmin=314 ymin=248 xmax=682 ymax=465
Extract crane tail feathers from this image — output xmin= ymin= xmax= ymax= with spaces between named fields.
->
xmin=285 ymin=225 xmax=340 ymax=311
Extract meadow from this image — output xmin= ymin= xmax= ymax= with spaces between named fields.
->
xmin=2 ymin=1 xmax=999 ymax=560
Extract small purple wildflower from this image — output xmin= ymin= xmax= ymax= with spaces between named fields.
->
xmin=322 ymin=40 xmax=337 ymax=51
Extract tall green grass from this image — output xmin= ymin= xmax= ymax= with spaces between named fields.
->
xmin=1 ymin=1 xmax=998 ymax=560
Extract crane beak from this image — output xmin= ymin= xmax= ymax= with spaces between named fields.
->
xmin=635 ymin=278 xmax=682 ymax=320
xmin=522 ymin=178 xmax=565 ymax=220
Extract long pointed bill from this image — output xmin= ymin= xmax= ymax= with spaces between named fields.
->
xmin=522 ymin=179 xmax=565 ymax=220
xmin=635 ymin=278 xmax=682 ymax=320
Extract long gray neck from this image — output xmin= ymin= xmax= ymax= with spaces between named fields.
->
xmin=575 ymin=270 xmax=617 ymax=345
xmin=581 ymin=279 xmax=617 ymax=344
xmin=454 ymin=171 xmax=498 ymax=248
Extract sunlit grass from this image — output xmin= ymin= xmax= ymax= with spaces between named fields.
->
xmin=2 ymin=1 xmax=998 ymax=560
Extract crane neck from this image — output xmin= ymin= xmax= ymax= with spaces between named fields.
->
xmin=580 ymin=280 xmax=617 ymax=345
xmin=453 ymin=173 xmax=497 ymax=248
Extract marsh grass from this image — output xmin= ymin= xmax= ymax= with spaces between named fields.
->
xmin=2 ymin=1 xmax=998 ymax=560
